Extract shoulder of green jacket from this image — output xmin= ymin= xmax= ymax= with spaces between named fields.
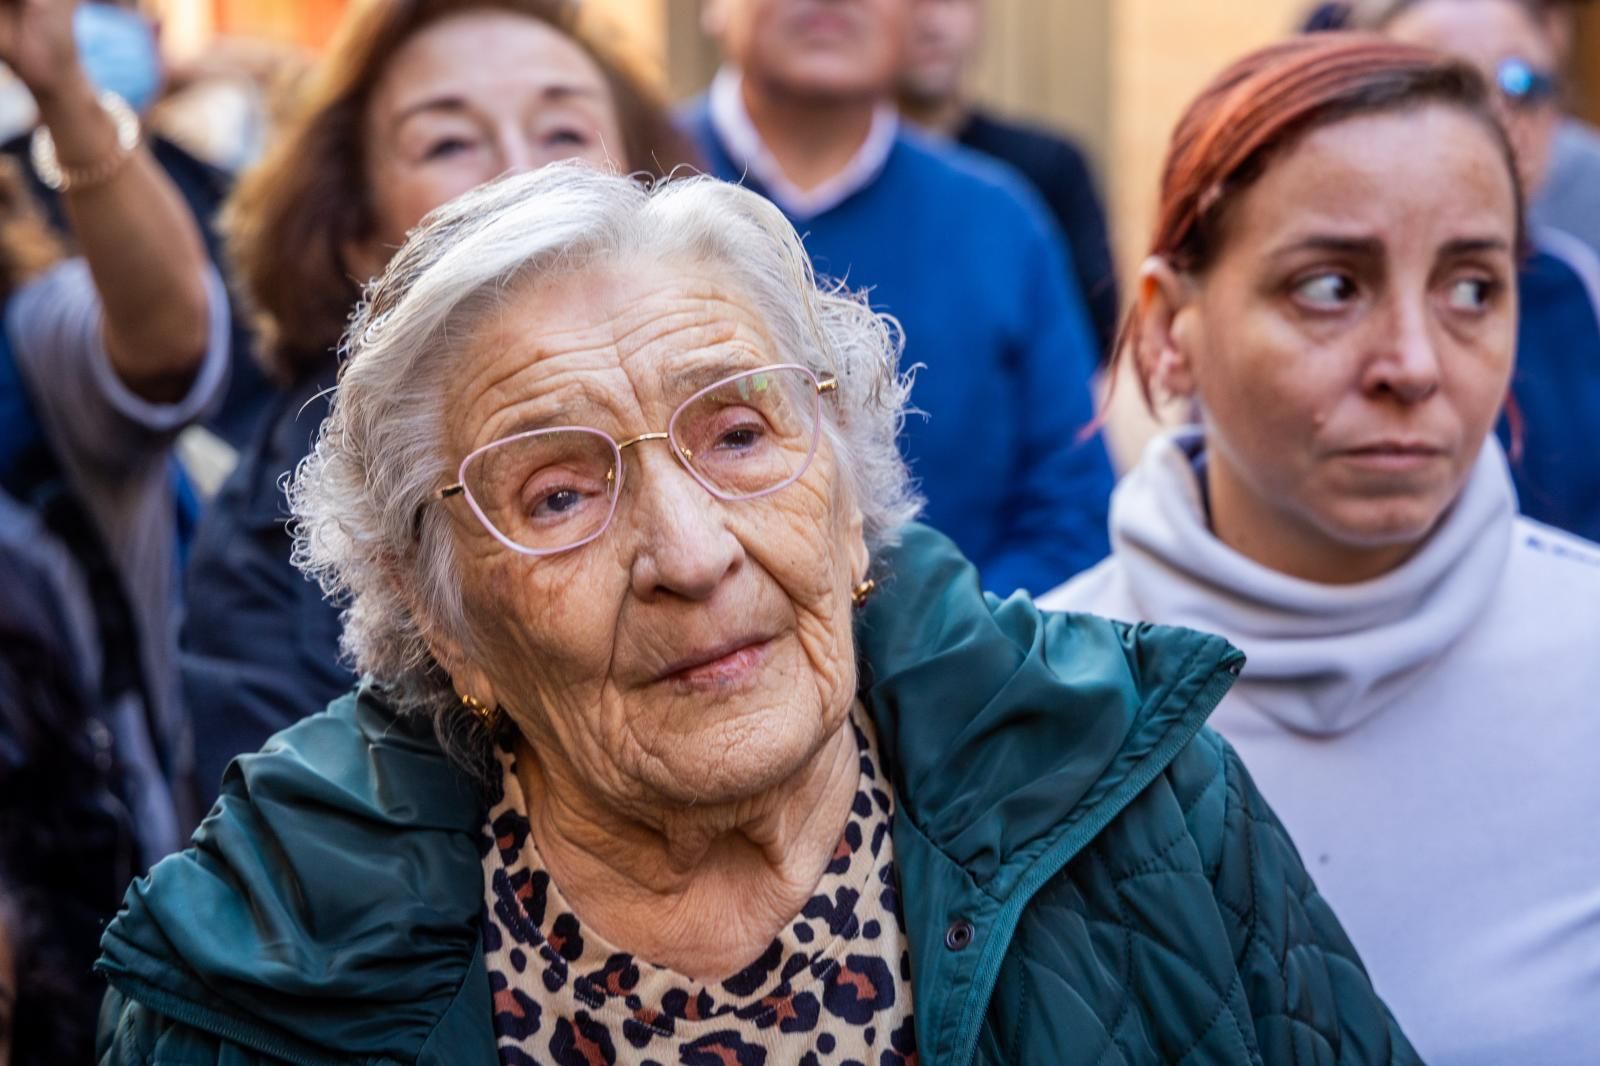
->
xmin=859 ymin=523 xmax=1243 ymax=892
xmin=96 ymin=684 xmax=493 ymax=1064
xmin=857 ymin=523 xmax=1246 ymax=1062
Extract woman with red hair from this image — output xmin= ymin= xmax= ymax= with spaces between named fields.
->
xmin=1045 ymin=33 xmax=1600 ymax=1064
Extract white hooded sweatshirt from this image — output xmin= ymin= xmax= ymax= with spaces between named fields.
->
xmin=1042 ymin=430 xmax=1600 ymax=1066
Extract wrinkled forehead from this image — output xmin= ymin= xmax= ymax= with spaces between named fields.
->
xmin=445 ymin=260 xmax=788 ymax=447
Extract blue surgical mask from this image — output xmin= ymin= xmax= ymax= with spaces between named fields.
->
xmin=73 ymin=3 xmax=162 ymax=114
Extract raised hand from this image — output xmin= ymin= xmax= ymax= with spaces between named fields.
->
xmin=0 ymin=0 xmax=83 ymax=103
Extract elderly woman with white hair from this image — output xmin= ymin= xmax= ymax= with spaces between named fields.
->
xmin=94 ymin=165 xmax=1416 ymax=1065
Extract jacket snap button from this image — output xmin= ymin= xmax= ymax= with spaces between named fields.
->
xmin=945 ymin=919 xmax=974 ymax=951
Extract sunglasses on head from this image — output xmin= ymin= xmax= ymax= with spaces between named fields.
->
xmin=1497 ymin=58 xmax=1559 ymax=110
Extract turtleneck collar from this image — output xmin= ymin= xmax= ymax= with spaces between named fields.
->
xmin=1110 ymin=429 xmax=1516 ymax=735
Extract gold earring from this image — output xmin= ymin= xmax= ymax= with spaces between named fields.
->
xmin=851 ymin=577 xmax=877 ymax=609
xmin=460 ymin=693 xmax=502 ymax=730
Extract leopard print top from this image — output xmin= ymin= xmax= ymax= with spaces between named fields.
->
xmin=479 ymin=711 xmax=918 ymax=1066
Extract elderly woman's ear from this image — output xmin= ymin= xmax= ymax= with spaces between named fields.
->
xmin=380 ymin=554 xmax=501 ymax=713
xmin=847 ymin=498 xmax=870 ymax=589
xmin=427 ymin=629 xmax=500 ymax=715
xmin=1135 ymin=256 xmax=1201 ymax=404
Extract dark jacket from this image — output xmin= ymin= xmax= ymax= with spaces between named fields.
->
xmin=99 ymin=524 xmax=1415 ymax=1064
xmin=1501 ymin=239 xmax=1600 ymax=542
xmin=181 ymin=362 xmax=348 ymax=803
xmin=1 ymin=493 xmax=137 ymax=1062
xmin=956 ymin=110 xmax=1119 ymax=360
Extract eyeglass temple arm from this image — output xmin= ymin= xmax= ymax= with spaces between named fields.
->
xmin=437 ymin=483 xmax=465 ymax=501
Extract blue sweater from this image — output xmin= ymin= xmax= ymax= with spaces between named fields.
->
xmin=1502 ymin=242 xmax=1600 ymax=542
xmin=686 ymin=106 xmax=1113 ymax=594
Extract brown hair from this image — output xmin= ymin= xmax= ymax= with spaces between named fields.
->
xmin=1121 ymin=34 xmax=1524 ymax=403
xmin=223 ymin=0 xmax=699 ymax=383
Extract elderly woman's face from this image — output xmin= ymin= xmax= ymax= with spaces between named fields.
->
xmin=351 ymin=12 xmax=625 ymax=277
xmin=437 ymin=263 xmax=869 ymax=807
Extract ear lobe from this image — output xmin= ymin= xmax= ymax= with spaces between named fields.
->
xmin=426 ymin=621 xmax=502 ymax=714
xmin=383 ymin=557 xmax=501 ymax=711
xmin=1135 ymin=257 xmax=1200 ymax=405
xmin=847 ymin=502 xmax=869 ymax=587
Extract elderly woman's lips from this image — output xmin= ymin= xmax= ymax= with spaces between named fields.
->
xmin=656 ymin=638 xmax=773 ymax=687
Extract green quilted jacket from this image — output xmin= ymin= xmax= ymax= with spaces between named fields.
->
xmin=97 ymin=524 xmax=1418 ymax=1064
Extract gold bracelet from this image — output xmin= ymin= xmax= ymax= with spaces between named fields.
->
xmin=29 ymin=90 xmax=141 ymax=193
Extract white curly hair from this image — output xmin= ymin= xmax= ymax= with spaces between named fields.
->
xmin=288 ymin=163 xmax=920 ymax=764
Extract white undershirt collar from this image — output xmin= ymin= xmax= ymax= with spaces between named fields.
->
xmin=707 ymin=66 xmax=898 ymax=220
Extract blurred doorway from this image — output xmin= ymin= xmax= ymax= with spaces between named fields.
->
xmin=1574 ymin=2 xmax=1600 ymax=122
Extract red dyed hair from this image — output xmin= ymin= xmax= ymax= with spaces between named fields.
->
xmin=1120 ymin=34 xmax=1524 ymax=405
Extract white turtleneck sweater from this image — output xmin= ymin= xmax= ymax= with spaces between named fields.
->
xmin=1041 ymin=431 xmax=1600 ymax=1066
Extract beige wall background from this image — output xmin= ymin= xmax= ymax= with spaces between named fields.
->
xmin=1108 ymin=0 xmax=1306 ymax=285
xmin=964 ymin=0 xmax=1111 ymax=172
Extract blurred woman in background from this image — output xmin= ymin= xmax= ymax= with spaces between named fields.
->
xmin=181 ymin=0 xmax=696 ymax=800
xmin=1044 ymin=34 xmax=1600 ymax=1064
xmin=1347 ymin=0 xmax=1600 ymax=541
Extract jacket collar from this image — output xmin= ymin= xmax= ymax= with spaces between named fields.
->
xmin=858 ymin=523 xmax=1243 ymax=1062
xmin=99 ymin=523 xmax=1242 ymax=1063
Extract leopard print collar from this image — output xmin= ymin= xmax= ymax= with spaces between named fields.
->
xmin=479 ymin=709 xmax=918 ymax=1065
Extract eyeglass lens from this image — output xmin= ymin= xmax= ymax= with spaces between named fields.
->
xmin=460 ymin=366 xmax=822 ymax=554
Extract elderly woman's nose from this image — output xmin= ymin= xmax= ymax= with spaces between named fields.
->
xmin=626 ymin=453 xmax=743 ymax=601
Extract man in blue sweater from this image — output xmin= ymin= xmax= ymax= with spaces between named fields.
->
xmin=687 ymin=0 xmax=1113 ymax=594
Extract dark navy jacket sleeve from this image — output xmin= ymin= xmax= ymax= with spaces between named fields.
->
xmin=982 ymin=207 xmax=1114 ymax=596
xmin=180 ymin=368 xmax=353 ymax=805
xmin=1039 ymin=142 xmax=1119 ymax=361
xmin=958 ymin=113 xmax=1120 ymax=360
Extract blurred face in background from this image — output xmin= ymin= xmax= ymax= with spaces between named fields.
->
xmin=1384 ymin=0 xmax=1560 ymax=192
xmin=352 ymin=10 xmax=624 ymax=274
xmin=899 ymin=0 xmax=984 ymax=106
xmin=709 ymin=0 xmax=910 ymax=102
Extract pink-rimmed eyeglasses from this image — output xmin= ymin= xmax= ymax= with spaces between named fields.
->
xmin=432 ymin=363 xmax=838 ymax=556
